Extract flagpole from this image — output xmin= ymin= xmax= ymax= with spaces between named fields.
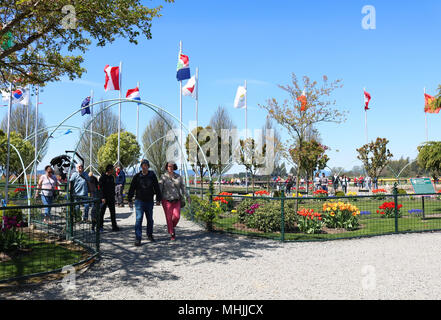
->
xmin=195 ymin=67 xmax=199 ymax=187
xmin=245 ymin=80 xmax=248 ymax=193
xmin=179 ymin=41 xmax=183 ymax=176
xmin=90 ymin=89 xmax=94 ymax=173
xmin=424 ymin=87 xmax=428 ymax=142
xmin=136 ymin=81 xmax=140 ymax=143
xmin=118 ymin=61 xmax=122 ymax=166
xmin=34 ymin=86 xmax=39 ymax=185
xmin=25 ymin=84 xmax=30 ymax=138
xmin=4 ymin=82 xmax=13 ymax=206
xmin=364 ymin=87 xmax=368 ymax=144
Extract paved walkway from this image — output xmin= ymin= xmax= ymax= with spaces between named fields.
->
xmin=3 ymin=205 xmax=441 ymax=300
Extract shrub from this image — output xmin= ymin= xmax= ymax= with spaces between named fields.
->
xmin=397 ymin=189 xmax=407 ymax=195
xmin=245 ymin=200 xmax=297 ymax=233
xmin=186 ymin=196 xmax=222 ymax=230
xmin=0 ymin=204 xmax=24 ymax=224
xmin=322 ymin=201 xmax=361 ymax=230
xmin=236 ymin=198 xmax=266 ymax=224
xmin=335 ymin=191 xmax=346 ymax=197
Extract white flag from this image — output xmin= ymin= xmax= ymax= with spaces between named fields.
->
xmin=234 ymin=85 xmax=246 ymax=109
xmin=182 ymin=75 xmax=197 ymax=98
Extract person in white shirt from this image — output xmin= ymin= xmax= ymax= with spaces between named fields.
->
xmin=36 ymin=165 xmax=59 ymax=223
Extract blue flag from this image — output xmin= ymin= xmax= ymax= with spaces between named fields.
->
xmin=81 ymin=96 xmax=91 ymax=116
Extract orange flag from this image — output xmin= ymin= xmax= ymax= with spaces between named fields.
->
xmin=297 ymin=90 xmax=307 ymax=111
xmin=424 ymin=93 xmax=440 ymax=114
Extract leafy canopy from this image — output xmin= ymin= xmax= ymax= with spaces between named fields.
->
xmin=0 ymin=0 xmax=173 ymax=87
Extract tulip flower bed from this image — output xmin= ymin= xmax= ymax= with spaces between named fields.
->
xmin=199 ymin=191 xmax=441 ymax=241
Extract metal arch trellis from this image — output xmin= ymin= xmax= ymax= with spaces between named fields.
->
xmin=0 ymin=141 xmax=32 ymax=228
xmin=31 ymin=98 xmax=212 ymax=199
xmin=10 ymin=125 xmax=107 ymax=184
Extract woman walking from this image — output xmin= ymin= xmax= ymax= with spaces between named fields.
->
xmin=159 ymin=161 xmax=190 ymax=241
xmin=36 ymin=165 xmax=59 ymax=223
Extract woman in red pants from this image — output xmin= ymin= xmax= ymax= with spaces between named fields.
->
xmin=159 ymin=161 xmax=190 ymax=240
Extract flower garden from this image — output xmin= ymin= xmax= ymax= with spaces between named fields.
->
xmin=184 ymin=187 xmax=441 ymax=241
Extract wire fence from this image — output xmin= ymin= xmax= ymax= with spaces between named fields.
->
xmin=184 ymin=184 xmax=441 ymax=242
xmin=0 ymin=184 xmax=100 ymax=284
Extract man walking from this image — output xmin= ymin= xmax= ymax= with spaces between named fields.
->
xmin=97 ymin=164 xmax=120 ymax=232
xmin=70 ymin=163 xmax=90 ymax=221
xmin=115 ymin=166 xmax=126 ymax=207
xmin=127 ymin=159 xmax=162 ymax=246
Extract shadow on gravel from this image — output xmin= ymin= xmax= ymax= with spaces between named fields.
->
xmin=1 ymin=210 xmax=281 ymax=300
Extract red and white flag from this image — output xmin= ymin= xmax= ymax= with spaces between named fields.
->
xmin=364 ymin=90 xmax=371 ymax=111
xmin=182 ymin=75 xmax=197 ymax=98
xmin=104 ymin=65 xmax=120 ymax=91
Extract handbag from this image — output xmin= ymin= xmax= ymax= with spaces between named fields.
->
xmin=180 ymin=196 xmax=186 ymax=208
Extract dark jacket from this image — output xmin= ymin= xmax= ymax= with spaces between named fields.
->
xmin=127 ymin=170 xmax=162 ymax=203
xmin=115 ymin=170 xmax=126 ymax=185
xmin=99 ymin=173 xmax=116 ymax=201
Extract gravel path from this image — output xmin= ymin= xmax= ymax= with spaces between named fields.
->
xmin=2 ymin=205 xmax=441 ymax=300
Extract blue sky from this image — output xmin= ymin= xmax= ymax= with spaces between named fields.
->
xmin=2 ymin=0 xmax=441 ymax=173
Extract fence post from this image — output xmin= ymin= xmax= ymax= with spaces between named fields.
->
xmin=209 ymin=180 xmax=213 ymax=205
xmin=422 ymin=196 xmax=426 ymax=220
xmin=393 ymin=182 xmax=399 ymax=233
xmin=281 ymin=188 xmax=285 ymax=242
xmin=95 ymin=198 xmax=101 ymax=254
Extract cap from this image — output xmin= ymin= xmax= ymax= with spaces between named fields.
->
xmin=140 ymin=159 xmax=150 ymax=166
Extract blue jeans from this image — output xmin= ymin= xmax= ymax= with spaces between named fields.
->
xmin=74 ymin=195 xmax=90 ymax=220
xmin=41 ymin=195 xmax=53 ymax=218
xmin=135 ymin=200 xmax=154 ymax=240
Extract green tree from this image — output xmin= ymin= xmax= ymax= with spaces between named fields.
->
xmin=0 ymin=130 xmax=34 ymax=181
xmin=0 ymin=0 xmax=173 ymax=87
xmin=356 ymin=137 xmax=393 ymax=179
xmin=260 ymin=73 xmax=346 ymax=210
xmin=0 ymin=103 xmax=48 ymax=162
xmin=417 ymin=141 xmax=441 ymax=179
xmin=289 ymin=139 xmax=329 ymax=194
xmin=97 ymin=131 xmax=140 ymax=173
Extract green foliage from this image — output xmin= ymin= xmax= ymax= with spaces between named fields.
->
xmin=322 ymin=202 xmax=361 ymax=231
xmin=397 ymin=189 xmax=407 ymax=195
xmin=0 ymin=0 xmax=174 ymax=87
xmin=245 ymin=200 xmax=297 ymax=233
xmin=289 ymin=139 xmax=329 ymax=179
xmin=296 ymin=209 xmax=324 ymax=234
xmin=0 ymin=130 xmax=35 ymax=177
xmin=417 ymin=141 xmax=441 ymax=178
xmin=188 ymin=196 xmax=221 ymax=230
xmin=335 ymin=191 xmax=346 ymax=197
xmin=357 ymin=137 xmax=393 ymax=179
xmin=236 ymin=198 xmax=266 ymax=224
xmin=97 ymin=131 xmax=141 ymax=172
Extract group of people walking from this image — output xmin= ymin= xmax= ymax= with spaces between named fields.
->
xmin=35 ymin=159 xmax=190 ymax=245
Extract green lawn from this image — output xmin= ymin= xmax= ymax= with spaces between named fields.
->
xmin=0 ymin=241 xmax=86 ymax=281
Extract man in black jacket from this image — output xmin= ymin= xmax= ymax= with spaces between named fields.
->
xmin=127 ymin=159 xmax=161 ymax=246
xmin=96 ymin=164 xmax=120 ymax=232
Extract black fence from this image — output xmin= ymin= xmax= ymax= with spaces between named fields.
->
xmin=0 ymin=184 xmax=100 ymax=284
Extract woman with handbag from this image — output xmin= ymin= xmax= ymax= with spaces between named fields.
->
xmin=159 ymin=161 xmax=190 ymax=241
xmin=36 ymin=165 xmax=59 ymax=223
